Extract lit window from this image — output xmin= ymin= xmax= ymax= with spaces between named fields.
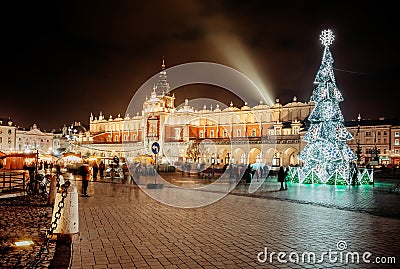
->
xmin=395 ymin=132 xmax=400 ymax=137
xmin=395 ymin=139 xmax=399 ymax=146
xmin=237 ymin=129 xmax=241 ymax=137
xmin=251 ymin=129 xmax=256 ymax=137
xmin=199 ymin=131 xmax=204 ymax=138
xmin=210 ymin=130 xmax=214 ymax=138
xmin=223 ymin=130 xmax=228 ymax=137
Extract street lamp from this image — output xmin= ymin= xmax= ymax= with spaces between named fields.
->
xmin=67 ymin=125 xmax=77 ymax=153
xmin=356 ymin=114 xmax=362 ymax=166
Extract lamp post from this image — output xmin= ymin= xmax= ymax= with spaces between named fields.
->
xmin=67 ymin=125 xmax=77 ymax=153
xmin=356 ymin=114 xmax=362 ymax=166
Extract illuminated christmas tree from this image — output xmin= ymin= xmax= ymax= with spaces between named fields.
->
xmin=298 ymin=29 xmax=356 ymax=185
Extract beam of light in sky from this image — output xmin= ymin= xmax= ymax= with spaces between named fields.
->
xmin=208 ymin=33 xmax=275 ymax=106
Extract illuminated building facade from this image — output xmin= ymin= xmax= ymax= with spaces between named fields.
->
xmin=0 ymin=118 xmax=17 ymax=152
xmin=83 ymin=63 xmax=315 ymax=167
xmin=51 ymin=62 xmax=400 ymax=168
xmin=346 ymin=118 xmax=400 ymax=166
xmin=0 ymin=120 xmax=54 ymax=155
xmin=15 ymin=124 xmax=53 ymax=154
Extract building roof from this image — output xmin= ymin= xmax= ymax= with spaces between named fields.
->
xmin=344 ymin=118 xmax=400 ymax=127
xmin=24 ymin=128 xmax=47 ymax=136
xmin=0 ymin=117 xmax=15 ymax=127
xmin=240 ymin=102 xmax=251 ymax=111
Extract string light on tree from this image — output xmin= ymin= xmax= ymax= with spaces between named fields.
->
xmin=297 ymin=29 xmax=356 ymax=185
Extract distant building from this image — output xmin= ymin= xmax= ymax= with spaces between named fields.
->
xmin=0 ymin=118 xmax=17 ymax=152
xmin=345 ymin=118 xmax=400 ymax=166
xmin=15 ymin=124 xmax=53 ymax=154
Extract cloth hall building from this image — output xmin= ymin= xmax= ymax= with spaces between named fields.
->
xmin=81 ymin=63 xmax=314 ymax=168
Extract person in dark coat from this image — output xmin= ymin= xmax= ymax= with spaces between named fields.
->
xmin=79 ymin=164 xmax=90 ymax=197
xmin=122 ymin=163 xmax=129 ymax=182
xmin=92 ymin=162 xmax=99 ymax=181
xmin=278 ymin=166 xmax=285 ymax=191
xmin=284 ymin=167 xmax=289 ymax=190
xmin=245 ymin=164 xmax=253 ymax=184
xmin=99 ymin=161 xmax=105 ymax=179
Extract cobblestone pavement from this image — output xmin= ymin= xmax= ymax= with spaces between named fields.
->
xmin=0 ymin=194 xmax=56 ymax=269
xmin=70 ymin=175 xmax=400 ymax=269
xmin=231 ymin=177 xmax=400 ymax=219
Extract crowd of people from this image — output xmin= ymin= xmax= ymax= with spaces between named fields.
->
xmin=21 ymin=157 xmax=294 ymax=195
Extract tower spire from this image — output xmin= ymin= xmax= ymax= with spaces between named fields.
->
xmin=155 ymin=57 xmax=170 ymax=94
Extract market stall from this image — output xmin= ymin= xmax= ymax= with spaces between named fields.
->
xmin=1 ymin=152 xmax=37 ymax=170
xmin=62 ymin=153 xmax=83 ymax=173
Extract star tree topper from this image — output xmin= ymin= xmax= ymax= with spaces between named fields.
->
xmin=320 ymin=29 xmax=335 ymax=47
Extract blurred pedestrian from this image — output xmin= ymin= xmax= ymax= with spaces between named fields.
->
xmin=122 ymin=163 xmax=129 ymax=183
xmin=278 ymin=166 xmax=285 ymax=191
xmin=284 ymin=167 xmax=289 ymax=190
xmin=92 ymin=162 xmax=99 ymax=181
xmin=99 ymin=161 xmax=105 ymax=179
xmin=245 ymin=164 xmax=252 ymax=184
xmin=79 ymin=163 xmax=90 ymax=197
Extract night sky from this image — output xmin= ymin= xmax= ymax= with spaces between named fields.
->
xmin=0 ymin=1 xmax=398 ymax=131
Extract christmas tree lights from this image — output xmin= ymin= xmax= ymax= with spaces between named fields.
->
xmin=298 ymin=29 xmax=356 ymax=185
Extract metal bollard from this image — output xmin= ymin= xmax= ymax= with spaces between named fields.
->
xmin=51 ymin=183 xmax=79 ymax=235
xmin=48 ymin=175 xmax=58 ymax=205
